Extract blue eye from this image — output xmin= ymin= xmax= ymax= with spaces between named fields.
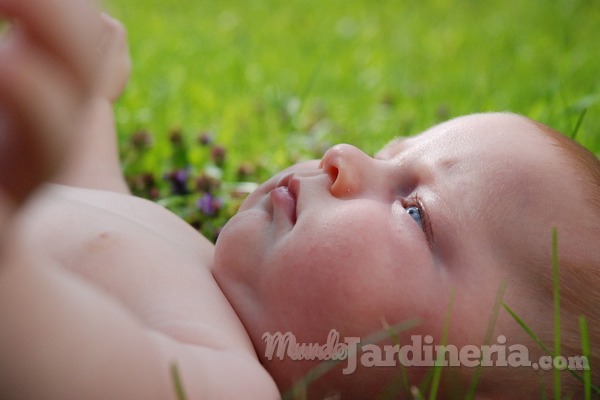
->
xmin=406 ymin=206 xmax=423 ymax=229
xmin=402 ymin=198 xmax=432 ymax=247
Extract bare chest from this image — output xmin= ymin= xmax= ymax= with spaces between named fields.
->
xmin=19 ymin=185 xmax=218 ymax=311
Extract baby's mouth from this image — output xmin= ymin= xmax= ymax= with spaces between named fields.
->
xmin=270 ymin=174 xmax=299 ymax=224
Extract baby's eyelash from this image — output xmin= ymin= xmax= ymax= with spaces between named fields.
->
xmin=401 ymin=194 xmax=434 ymax=248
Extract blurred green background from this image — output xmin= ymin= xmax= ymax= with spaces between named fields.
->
xmin=104 ymin=0 xmax=600 ymax=239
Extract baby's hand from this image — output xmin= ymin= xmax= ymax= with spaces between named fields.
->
xmin=0 ymin=0 xmax=106 ymax=203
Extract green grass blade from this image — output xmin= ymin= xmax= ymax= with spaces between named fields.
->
xmin=428 ymin=288 xmax=455 ymax=400
xmin=579 ymin=316 xmax=592 ymax=400
xmin=503 ymin=303 xmax=552 ymax=355
xmin=506 ymin=229 xmax=600 ymax=398
xmin=570 ymin=107 xmax=587 ymax=141
xmin=411 ymin=386 xmax=424 ymax=400
xmin=465 ymin=280 xmax=507 ymax=400
xmin=417 ymin=365 xmax=435 ymax=399
xmin=170 ymin=362 xmax=188 ymax=400
xmin=0 ymin=18 xmax=10 ymax=37
xmin=505 ymin=303 xmax=600 ymax=396
xmin=552 ymin=228 xmax=561 ymax=400
xmin=377 ymin=318 xmax=411 ymax=400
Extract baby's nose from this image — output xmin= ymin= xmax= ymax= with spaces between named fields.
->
xmin=320 ymin=144 xmax=376 ymax=198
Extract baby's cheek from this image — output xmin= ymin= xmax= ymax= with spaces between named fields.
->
xmin=265 ymin=233 xmax=395 ymax=326
xmin=262 ymin=234 xmax=360 ymax=306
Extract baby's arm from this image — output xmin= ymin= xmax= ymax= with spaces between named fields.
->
xmin=53 ymin=13 xmax=131 ymax=193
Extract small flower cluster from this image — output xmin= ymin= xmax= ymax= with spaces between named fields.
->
xmin=122 ymin=128 xmax=264 ymax=242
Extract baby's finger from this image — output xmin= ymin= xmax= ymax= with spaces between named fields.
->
xmin=96 ymin=13 xmax=131 ymax=101
xmin=0 ymin=0 xmax=103 ymax=90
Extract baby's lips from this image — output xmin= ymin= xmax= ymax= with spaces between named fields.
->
xmin=270 ymin=185 xmax=297 ymax=224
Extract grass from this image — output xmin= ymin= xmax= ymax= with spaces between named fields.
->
xmin=581 ymin=317 xmax=593 ymax=400
xmin=503 ymin=229 xmax=599 ymax=399
xmin=103 ymin=0 xmax=600 ymax=239
xmin=553 ymin=229 xmax=562 ymax=399
xmin=170 ymin=363 xmax=187 ymax=400
xmin=106 ymin=0 xmax=600 ymax=153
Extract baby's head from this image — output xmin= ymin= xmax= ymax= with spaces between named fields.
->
xmin=213 ymin=112 xmax=600 ymax=399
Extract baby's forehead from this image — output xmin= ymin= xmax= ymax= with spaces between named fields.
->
xmin=377 ymin=113 xmax=550 ymax=159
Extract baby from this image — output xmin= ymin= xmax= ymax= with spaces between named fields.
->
xmin=0 ymin=0 xmax=598 ymax=399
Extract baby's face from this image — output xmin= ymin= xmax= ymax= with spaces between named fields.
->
xmin=213 ymin=113 xmax=589 ymax=396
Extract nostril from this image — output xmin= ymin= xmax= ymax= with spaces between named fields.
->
xmin=324 ymin=164 xmax=339 ymax=183
xmin=319 ymin=149 xmax=340 ymax=182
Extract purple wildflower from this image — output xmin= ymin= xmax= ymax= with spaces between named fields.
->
xmin=197 ymin=193 xmax=222 ymax=216
xmin=165 ymin=169 xmax=190 ymax=195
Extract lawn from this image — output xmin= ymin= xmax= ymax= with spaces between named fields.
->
xmin=104 ymin=0 xmax=600 ymax=239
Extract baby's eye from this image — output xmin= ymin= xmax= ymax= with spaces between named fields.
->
xmin=406 ymin=206 xmax=423 ymax=230
xmin=401 ymin=197 xmax=432 ymax=247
